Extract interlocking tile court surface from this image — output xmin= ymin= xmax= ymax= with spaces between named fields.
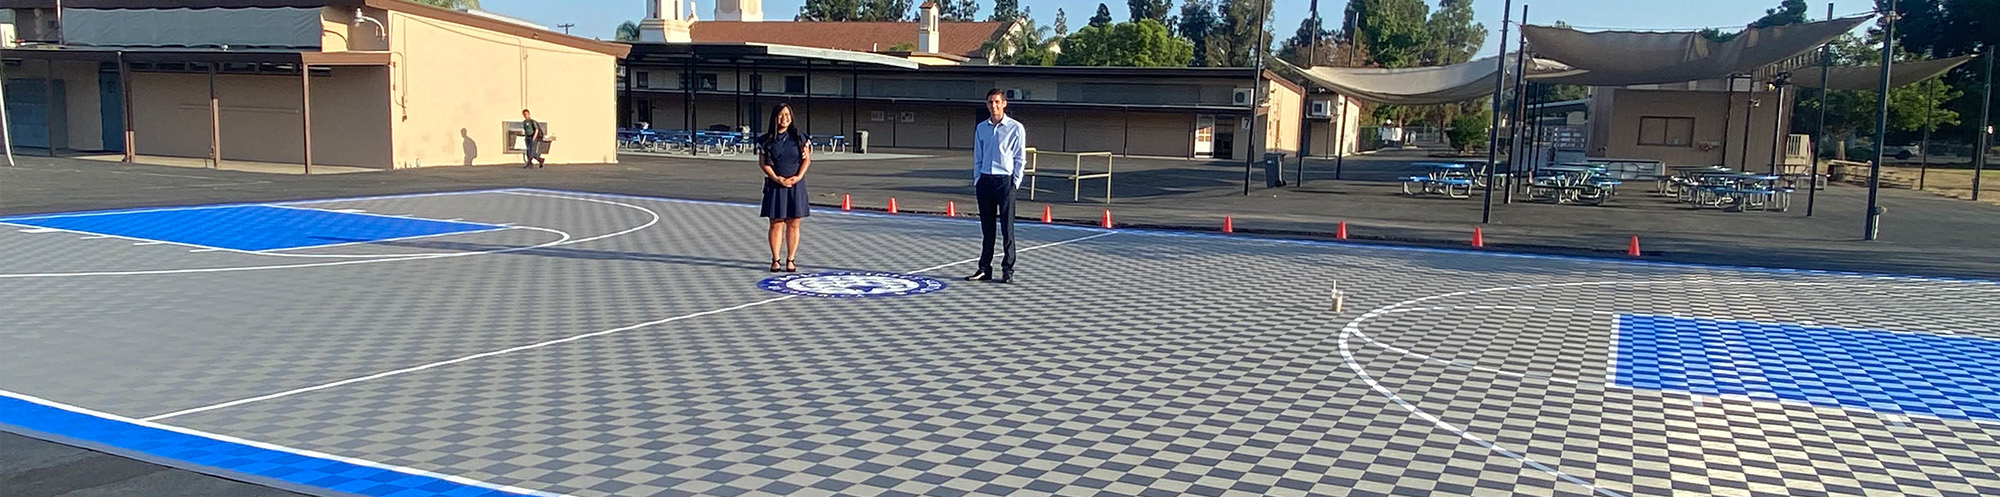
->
xmin=1 ymin=188 xmax=1997 ymax=497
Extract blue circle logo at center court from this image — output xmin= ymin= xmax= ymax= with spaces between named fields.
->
xmin=758 ymin=271 xmax=946 ymax=298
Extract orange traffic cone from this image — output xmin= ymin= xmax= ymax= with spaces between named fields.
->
xmin=1628 ymin=236 xmax=1642 ymax=256
xmin=946 ymin=201 xmax=957 ymax=217
xmin=1101 ymin=210 xmax=1114 ymax=228
xmin=1472 ymin=227 xmax=1485 ymax=248
xmin=1223 ymin=216 xmax=1234 ymax=233
xmin=1041 ymin=205 xmax=1052 ymax=223
xmin=887 ymin=197 xmax=898 ymax=214
xmin=841 ymin=194 xmax=852 ymax=211
xmin=1337 ymin=221 xmax=1349 ymax=240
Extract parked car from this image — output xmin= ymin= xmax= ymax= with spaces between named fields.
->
xmin=1883 ymin=144 xmax=1920 ymax=160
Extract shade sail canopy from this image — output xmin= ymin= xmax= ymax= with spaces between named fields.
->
xmin=1520 ymin=15 xmax=1871 ymax=86
xmin=1273 ymin=56 xmax=1578 ymax=105
xmin=1792 ymin=56 xmax=1974 ymax=91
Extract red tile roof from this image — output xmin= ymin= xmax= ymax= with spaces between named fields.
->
xmin=688 ymin=21 xmax=1010 ymax=58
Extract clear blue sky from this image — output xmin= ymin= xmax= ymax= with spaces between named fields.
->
xmin=481 ymin=0 xmax=1881 ymax=58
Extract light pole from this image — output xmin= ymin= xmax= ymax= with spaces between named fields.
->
xmin=1244 ymin=0 xmax=1274 ymax=195
xmin=1808 ymin=2 xmax=1833 ymax=217
xmin=1976 ymin=45 xmax=1994 ymax=202
xmin=1863 ymin=10 xmax=1897 ymax=241
xmin=1480 ymin=0 xmax=1516 ymax=224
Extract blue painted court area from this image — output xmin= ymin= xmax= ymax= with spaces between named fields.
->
xmin=1615 ymin=314 xmax=2000 ymax=422
xmin=0 ymin=394 xmax=527 ymax=497
xmin=0 ymin=205 xmax=503 ymax=252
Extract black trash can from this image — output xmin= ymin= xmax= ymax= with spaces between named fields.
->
xmin=855 ymin=130 xmax=870 ymax=154
xmin=1263 ymin=153 xmax=1287 ymax=187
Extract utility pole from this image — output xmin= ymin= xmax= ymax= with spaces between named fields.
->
xmin=557 ymin=23 xmax=576 ymax=34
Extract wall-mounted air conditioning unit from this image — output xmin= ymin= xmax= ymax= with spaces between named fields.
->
xmin=1004 ymin=88 xmax=1025 ymax=100
xmin=1309 ymin=100 xmax=1332 ymax=118
xmin=1232 ymin=88 xmax=1254 ymax=106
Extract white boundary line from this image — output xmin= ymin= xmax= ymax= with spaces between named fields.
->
xmin=1335 ymin=277 xmax=2000 ymax=497
xmin=251 ymin=226 xmax=519 ymax=257
xmin=261 ymin=203 xmax=508 ymax=228
xmin=0 ymin=226 xmax=574 ymax=279
xmin=143 ymin=230 xmax=1116 ymax=421
xmin=0 ymin=190 xmax=660 ymax=278
xmin=0 ymin=389 xmax=572 ymax=497
xmin=0 ymin=203 xmax=513 ymax=259
xmin=0 ymin=203 xmax=245 ymax=222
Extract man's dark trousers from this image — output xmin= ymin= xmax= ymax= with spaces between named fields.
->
xmin=975 ymin=174 xmax=1016 ymax=275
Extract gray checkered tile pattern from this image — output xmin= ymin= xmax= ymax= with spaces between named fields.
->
xmin=6 ymin=189 xmax=1999 ymax=497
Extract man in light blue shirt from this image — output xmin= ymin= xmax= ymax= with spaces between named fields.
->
xmin=967 ymin=88 xmax=1026 ymax=284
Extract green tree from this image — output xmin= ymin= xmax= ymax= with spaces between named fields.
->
xmin=1350 ymin=0 xmax=1430 ymax=68
xmin=799 ymin=0 xmax=865 ymax=21
xmin=1750 ymin=0 xmax=1810 ymax=28
xmin=1091 ymin=4 xmax=1116 ymax=27
xmin=861 ymin=0 xmax=914 ymax=21
xmin=1178 ymin=0 xmax=1218 ymax=67
xmin=407 ymin=0 xmax=480 ymax=9
xmin=941 ymin=0 xmax=981 ymax=21
xmin=1700 ymin=0 xmax=1811 ymax=44
xmin=887 ymin=41 xmax=917 ymax=51
xmin=1054 ymin=8 xmax=1070 ymax=36
xmin=1128 ymin=0 xmax=1175 ymax=25
xmin=1792 ymin=33 xmax=1970 ymax=158
xmin=614 ymin=21 xmax=642 ymax=41
xmin=1278 ymin=14 xmax=1336 ymax=67
xmin=989 ymin=0 xmax=1021 ymax=22
xmin=1878 ymin=0 xmax=1976 ymax=58
xmin=1424 ymin=0 xmax=1483 ymax=66
xmin=1057 ymin=19 xmax=1195 ymax=66
xmin=1208 ymin=0 xmax=1273 ymax=67
xmin=1446 ymin=104 xmax=1491 ymax=152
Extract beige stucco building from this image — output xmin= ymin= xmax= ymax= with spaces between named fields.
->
xmin=1587 ymin=78 xmax=1800 ymax=172
xmin=620 ymin=0 xmax=1337 ymax=162
xmin=2 ymin=0 xmax=628 ymax=170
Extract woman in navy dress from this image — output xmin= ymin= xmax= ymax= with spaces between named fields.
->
xmin=760 ymin=103 xmax=812 ymax=272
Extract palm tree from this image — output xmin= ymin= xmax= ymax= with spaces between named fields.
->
xmin=980 ymin=10 xmax=1055 ymax=65
xmin=407 ymin=0 xmax=481 ymax=10
xmin=615 ymin=21 xmax=643 ymax=42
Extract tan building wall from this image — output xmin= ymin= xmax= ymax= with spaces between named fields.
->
xmin=1126 ymin=112 xmax=1193 ymax=158
xmin=320 ymin=7 xmax=391 ymax=52
xmin=850 ymin=105 xmax=966 ymax=149
xmin=8 ymin=60 xmax=105 ymax=151
xmin=128 ymin=68 xmax=390 ymax=167
xmin=634 ymin=95 xmax=1212 ymax=157
xmin=1589 ymin=87 xmax=1791 ymax=169
xmin=1303 ymin=98 xmax=1363 ymax=157
xmin=387 ymin=10 xmax=617 ymax=167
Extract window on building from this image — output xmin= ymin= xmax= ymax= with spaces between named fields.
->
xmin=1637 ymin=117 xmax=1695 ymax=147
xmin=785 ymin=76 xmax=807 ymax=94
xmin=635 ymin=71 xmax=650 ymax=89
xmin=680 ymin=73 xmax=718 ymax=91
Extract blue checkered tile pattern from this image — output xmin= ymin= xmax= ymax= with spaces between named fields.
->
xmin=1616 ymin=314 xmax=2000 ymax=422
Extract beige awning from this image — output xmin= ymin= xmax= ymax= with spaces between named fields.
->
xmin=1791 ymin=56 xmax=1974 ymax=91
xmin=1522 ymin=15 xmax=1871 ymax=86
xmin=1273 ymin=56 xmax=1579 ymax=105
